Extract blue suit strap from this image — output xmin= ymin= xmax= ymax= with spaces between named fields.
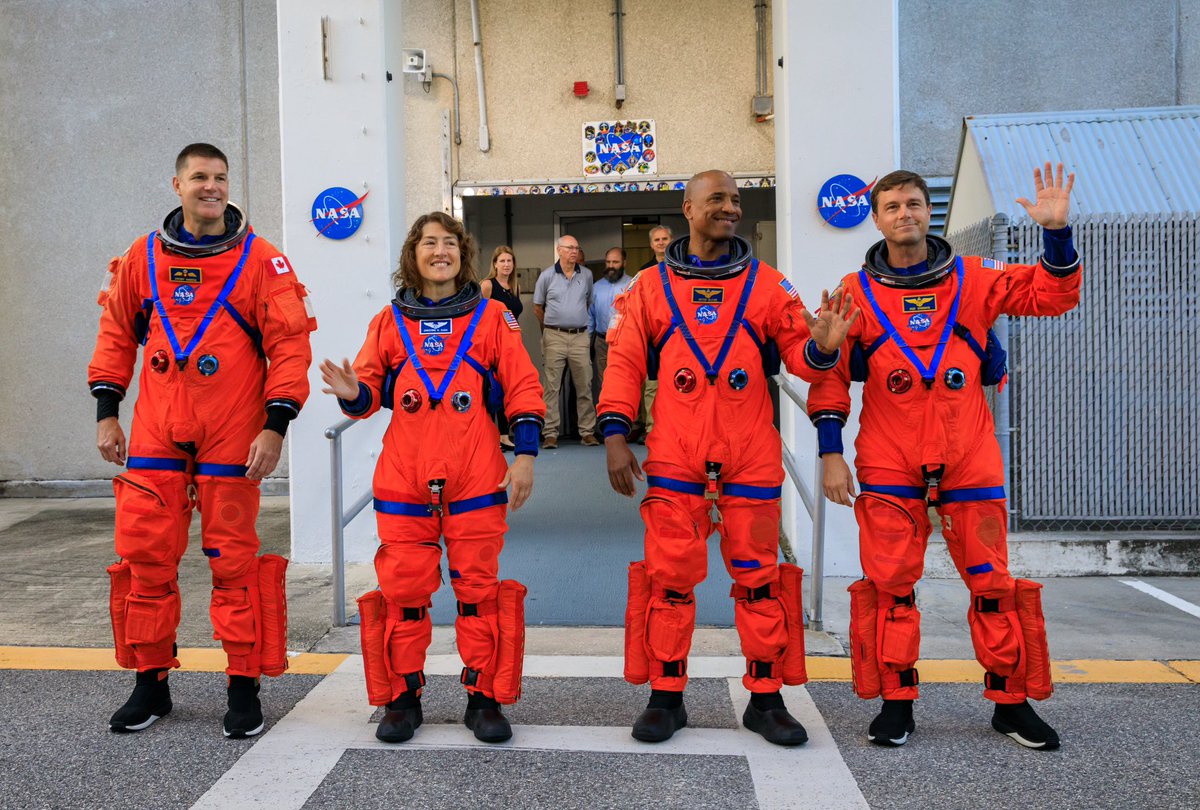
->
xmin=711 ymin=259 xmax=759 ymax=377
xmin=195 ymin=462 xmax=248 ymax=477
xmin=646 ymin=475 xmax=705 ymax=496
xmin=374 ymin=497 xmax=434 ymax=517
xmin=462 ymin=354 xmax=490 ymax=376
xmin=127 ymin=456 xmax=188 ymax=472
xmin=939 ymin=485 xmax=1006 ymax=503
xmin=647 ymin=475 xmax=780 ymax=500
xmin=862 ymin=332 xmax=889 ymax=359
xmin=859 ymin=482 xmax=926 ymax=500
xmin=722 ymin=482 xmax=782 ymax=500
xmin=393 ymin=301 xmax=487 ymax=404
xmin=740 ymin=320 xmax=763 ymax=348
xmin=447 ymin=491 xmax=509 ymax=515
xmin=952 ymin=322 xmax=987 ymax=362
xmin=857 ymin=262 xmax=964 ymax=384
xmin=220 ymin=299 xmax=264 ymax=357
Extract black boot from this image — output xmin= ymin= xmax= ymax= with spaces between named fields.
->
xmin=868 ymin=699 xmax=915 ymax=747
xmin=110 ymin=668 xmax=172 ymax=733
xmin=742 ymin=692 xmax=808 ymax=746
xmin=377 ymin=692 xmax=423 ymax=743
xmin=463 ymin=692 xmax=512 ymax=743
xmin=632 ymin=690 xmax=687 ymax=743
xmin=992 ymin=700 xmax=1060 ymax=750
xmin=223 ymin=675 xmax=264 ymax=739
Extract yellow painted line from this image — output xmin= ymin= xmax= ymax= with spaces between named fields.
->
xmin=0 ymin=646 xmax=346 ymax=675
xmin=1168 ymin=660 xmax=1200 ymax=683
xmin=0 ymin=648 xmax=1194 ymax=684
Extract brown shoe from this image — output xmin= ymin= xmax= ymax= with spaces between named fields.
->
xmin=580 ymin=434 xmax=600 ymax=446
xmin=542 ymin=436 xmax=558 ymax=450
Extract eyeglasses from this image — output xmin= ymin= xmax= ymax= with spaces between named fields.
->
xmin=558 ymin=245 xmax=580 ymax=251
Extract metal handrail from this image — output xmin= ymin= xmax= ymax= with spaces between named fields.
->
xmin=325 ymin=417 xmax=374 ymax=626
xmin=773 ymin=373 xmax=828 ymax=632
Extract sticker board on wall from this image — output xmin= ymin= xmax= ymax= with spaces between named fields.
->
xmin=583 ymin=119 xmax=656 ymax=177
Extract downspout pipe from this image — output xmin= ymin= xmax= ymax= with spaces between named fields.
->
xmin=614 ymin=0 xmax=627 ymax=108
xmin=470 ymin=0 xmax=491 ymax=152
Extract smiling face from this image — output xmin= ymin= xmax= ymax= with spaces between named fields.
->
xmin=872 ymin=183 xmax=931 ymax=251
xmin=683 ymin=172 xmax=741 ymax=245
xmin=416 ymin=221 xmax=462 ymax=297
xmin=649 ymin=227 xmax=671 ymax=257
xmin=172 ymin=155 xmax=228 ymax=236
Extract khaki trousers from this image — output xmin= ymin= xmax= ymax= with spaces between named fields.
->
xmin=542 ymin=328 xmax=597 ymax=439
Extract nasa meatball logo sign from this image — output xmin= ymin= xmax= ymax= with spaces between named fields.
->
xmin=817 ymin=174 xmax=875 ymax=229
xmin=422 ymin=336 xmax=445 ymax=356
xmin=173 ymin=284 xmax=196 ymax=306
xmin=908 ymin=313 xmax=932 ymax=332
xmin=695 ymin=305 xmax=719 ymax=325
xmin=311 ymin=186 xmax=368 ymax=240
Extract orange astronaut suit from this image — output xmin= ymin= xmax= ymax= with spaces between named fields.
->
xmin=598 ymin=236 xmax=835 ymax=694
xmin=341 ymin=284 xmax=545 ymax=706
xmin=88 ymin=205 xmax=316 ymax=678
xmin=807 ymin=234 xmax=1080 ymax=705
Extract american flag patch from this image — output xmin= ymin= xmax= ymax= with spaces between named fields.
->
xmin=981 ymin=257 xmax=1006 ymax=271
xmin=502 ymin=310 xmax=520 ymax=330
xmin=779 ymin=277 xmax=800 ymax=299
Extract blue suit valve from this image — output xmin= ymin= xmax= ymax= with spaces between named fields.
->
xmin=451 ymin=391 xmax=472 ymax=412
xmin=197 ymin=354 xmax=219 ymax=376
xmin=728 ymin=368 xmax=749 ymax=390
xmin=944 ymin=367 xmax=966 ymax=390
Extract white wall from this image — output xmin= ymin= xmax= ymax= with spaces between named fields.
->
xmin=773 ymin=1 xmax=899 ymax=576
xmin=278 ymin=2 xmax=407 ymax=563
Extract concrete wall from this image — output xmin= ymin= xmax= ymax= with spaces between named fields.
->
xmin=899 ymin=0 xmax=1194 ymax=176
xmin=0 ymin=0 xmax=282 ymax=488
xmin=403 ymin=0 xmax=775 ymax=223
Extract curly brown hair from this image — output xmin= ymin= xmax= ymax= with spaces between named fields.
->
xmin=392 ymin=212 xmax=477 ymax=292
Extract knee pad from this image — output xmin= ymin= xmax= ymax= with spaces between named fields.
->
xmin=210 ymin=554 xmax=289 ymax=677
xmin=124 ymin=580 xmax=182 ymax=669
xmin=848 ymin=579 xmax=881 ymax=699
xmin=973 ymin=580 xmax=1053 ymax=701
xmin=257 ymin=554 xmax=289 ymax=677
xmin=730 ymin=578 xmax=787 ymax=689
xmin=358 ymin=590 xmax=395 ymax=706
xmin=645 ymin=581 xmax=695 ymax=684
xmin=491 ymin=580 xmax=527 ymax=705
xmin=624 ymin=561 xmax=651 ymax=685
xmin=106 ymin=560 xmax=136 ymax=669
xmin=358 ymin=589 xmax=430 ymax=705
xmin=1015 ymin=579 xmax=1052 ymax=699
xmin=198 ymin=478 xmax=261 ymax=577
xmin=777 ymin=563 xmax=808 ymax=686
xmin=113 ymin=471 xmax=190 ymax=583
xmin=854 ymin=493 xmax=926 ymax=593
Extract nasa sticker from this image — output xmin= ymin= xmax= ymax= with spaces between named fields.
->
xmin=695 ymin=305 xmax=719 ymax=325
xmin=422 ymin=335 xmax=445 ymax=356
xmin=173 ymin=284 xmax=196 ymax=306
xmin=817 ymin=174 xmax=874 ymax=229
xmin=908 ymin=313 xmax=932 ymax=332
xmin=310 ymin=186 xmax=368 ymax=240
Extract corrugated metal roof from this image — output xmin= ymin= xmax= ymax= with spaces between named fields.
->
xmin=958 ymin=106 xmax=1200 ymax=218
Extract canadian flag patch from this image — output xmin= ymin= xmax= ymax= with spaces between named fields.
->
xmin=502 ymin=311 xmax=520 ymax=331
xmin=271 ymin=256 xmax=292 ymax=275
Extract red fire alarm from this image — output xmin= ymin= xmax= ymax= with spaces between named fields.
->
xmin=573 ymin=81 xmax=589 ymax=98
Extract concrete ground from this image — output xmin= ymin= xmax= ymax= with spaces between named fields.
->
xmin=1 ymin=487 xmax=1198 ymax=809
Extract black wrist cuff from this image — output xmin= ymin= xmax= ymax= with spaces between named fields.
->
xmin=264 ymin=403 xmax=298 ymax=437
xmin=95 ymin=390 xmax=120 ymax=422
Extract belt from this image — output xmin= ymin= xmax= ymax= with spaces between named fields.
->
xmin=545 ymin=325 xmax=587 ymax=334
xmin=595 ymin=332 xmax=607 ymax=341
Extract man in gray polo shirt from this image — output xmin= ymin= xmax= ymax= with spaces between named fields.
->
xmin=533 ymin=234 xmax=598 ymax=449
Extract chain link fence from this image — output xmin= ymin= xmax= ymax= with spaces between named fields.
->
xmin=950 ymin=213 xmax=1200 ymax=531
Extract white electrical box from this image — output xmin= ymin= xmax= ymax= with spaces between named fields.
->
xmin=401 ymin=48 xmax=426 ymax=73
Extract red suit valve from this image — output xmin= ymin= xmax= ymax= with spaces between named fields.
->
xmin=401 ymin=389 xmax=423 ymax=413
xmin=887 ymin=368 xmax=911 ymax=394
xmin=673 ymin=367 xmax=697 ymax=393
xmin=149 ymin=349 xmax=170 ymax=374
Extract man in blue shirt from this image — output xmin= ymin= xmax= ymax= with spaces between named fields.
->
xmin=590 ymin=247 xmax=633 ymax=387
